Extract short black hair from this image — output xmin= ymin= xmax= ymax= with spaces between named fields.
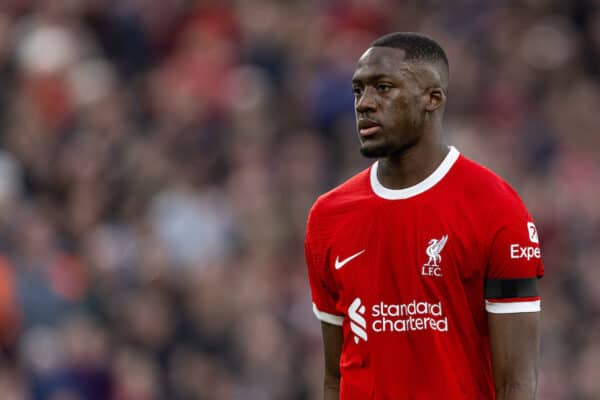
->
xmin=371 ymin=32 xmax=449 ymax=68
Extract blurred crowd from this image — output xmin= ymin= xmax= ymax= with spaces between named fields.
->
xmin=0 ymin=0 xmax=598 ymax=399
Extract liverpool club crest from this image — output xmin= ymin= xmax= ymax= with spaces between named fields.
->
xmin=421 ymin=234 xmax=448 ymax=277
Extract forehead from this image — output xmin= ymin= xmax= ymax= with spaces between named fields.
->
xmin=352 ymin=46 xmax=410 ymax=81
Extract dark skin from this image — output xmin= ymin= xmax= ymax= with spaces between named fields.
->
xmin=321 ymin=46 xmax=540 ymax=400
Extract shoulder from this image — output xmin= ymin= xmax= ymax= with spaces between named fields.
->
xmin=453 ymin=155 xmax=527 ymax=209
xmin=451 ymin=155 xmax=533 ymax=237
xmin=307 ymin=166 xmax=372 ymax=233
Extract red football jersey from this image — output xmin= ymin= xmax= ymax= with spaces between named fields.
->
xmin=305 ymin=147 xmax=544 ymax=399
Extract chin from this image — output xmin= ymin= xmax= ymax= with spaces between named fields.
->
xmin=359 ymin=144 xmax=390 ymax=159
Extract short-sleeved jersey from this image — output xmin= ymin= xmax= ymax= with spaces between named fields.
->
xmin=305 ymin=147 xmax=543 ymax=400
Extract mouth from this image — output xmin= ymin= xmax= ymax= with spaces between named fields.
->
xmin=357 ymin=119 xmax=381 ymax=137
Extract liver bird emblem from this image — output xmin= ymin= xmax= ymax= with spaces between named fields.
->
xmin=425 ymin=235 xmax=448 ymax=267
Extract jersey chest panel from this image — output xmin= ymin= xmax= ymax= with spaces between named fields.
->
xmin=328 ymin=199 xmax=486 ymax=321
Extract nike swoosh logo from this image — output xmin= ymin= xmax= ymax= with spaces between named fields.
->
xmin=335 ymin=249 xmax=366 ymax=270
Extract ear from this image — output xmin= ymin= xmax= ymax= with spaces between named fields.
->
xmin=424 ymin=87 xmax=445 ymax=112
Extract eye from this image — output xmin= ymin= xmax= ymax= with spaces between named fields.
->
xmin=352 ymin=86 xmax=363 ymax=96
xmin=377 ymin=83 xmax=392 ymax=92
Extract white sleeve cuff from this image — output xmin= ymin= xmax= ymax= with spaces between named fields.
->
xmin=312 ymin=303 xmax=344 ymax=325
xmin=485 ymin=299 xmax=541 ymax=314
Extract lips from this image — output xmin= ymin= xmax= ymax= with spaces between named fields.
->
xmin=358 ymin=119 xmax=381 ymax=137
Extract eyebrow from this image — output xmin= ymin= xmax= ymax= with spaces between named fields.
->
xmin=351 ymin=73 xmax=391 ymax=84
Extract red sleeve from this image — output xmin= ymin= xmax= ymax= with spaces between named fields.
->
xmin=485 ymin=187 xmax=544 ymax=314
xmin=305 ymin=206 xmax=344 ymax=326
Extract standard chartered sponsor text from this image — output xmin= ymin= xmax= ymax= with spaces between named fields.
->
xmin=371 ymin=300 xmax=448 ymax=333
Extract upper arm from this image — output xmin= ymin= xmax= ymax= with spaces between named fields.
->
xmin=305 ymin=206 xmax=344 ymax=325
xmin=321 ymin=321 xmax=343 ymax=382
xmin=306 ymin=205 xmax=344 ymax=397
xmin=484 ymin=188 xmax=543 ymax=314
xmin=488 ymin=312 xmax=540 ymax=396
xmin=484 ymin=188 xmax=543 ymax=397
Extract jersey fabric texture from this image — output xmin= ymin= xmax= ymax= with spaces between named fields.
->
xmin=305 ymin=147 xmax=544 ymax=400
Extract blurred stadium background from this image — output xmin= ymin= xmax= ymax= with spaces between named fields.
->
xmin=0 ymin=0 xmax=598 ymax=399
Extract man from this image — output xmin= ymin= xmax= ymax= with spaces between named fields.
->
xmin=305 ymin=32 xmax=543 ymax=399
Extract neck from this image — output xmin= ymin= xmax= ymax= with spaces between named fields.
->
xmin=377 ymin=136 xmax=449 ymax=190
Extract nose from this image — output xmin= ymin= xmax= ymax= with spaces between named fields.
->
xmin=356 ymin=87 xmax=377 ymax=114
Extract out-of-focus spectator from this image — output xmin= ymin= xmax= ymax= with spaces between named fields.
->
xmin=0 ymin=1 xmax=597 ymax=398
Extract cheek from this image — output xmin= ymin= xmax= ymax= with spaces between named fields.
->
xmin=387 ymin=96 xmax=409 ymax=114
xmin=389 ymin=97 xmax=418 ymax=123
xmin=406 ymin=94 xmax=426 ymax=119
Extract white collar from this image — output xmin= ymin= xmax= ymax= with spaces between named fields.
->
xmin=370 ymin=146 xmax=460 ymax=200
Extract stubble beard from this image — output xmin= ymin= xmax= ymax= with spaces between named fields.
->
xmin=359 ymin=144 xmax=391 ymax=159
xmin=359 ymin=136 xmax=419 ymax=159
xmin=359 ymin=123 xmax=423 ymax=160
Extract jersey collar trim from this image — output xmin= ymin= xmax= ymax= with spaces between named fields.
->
xmin=370 ymin=146 xmax=460 ymax=200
